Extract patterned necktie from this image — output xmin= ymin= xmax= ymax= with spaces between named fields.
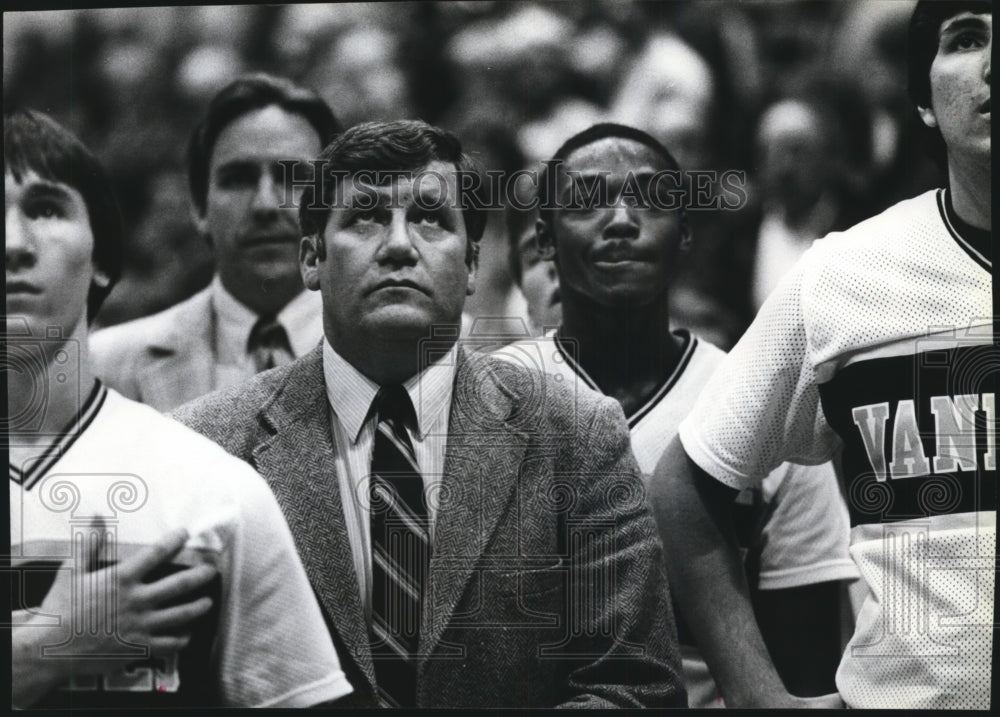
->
xmin=369 ymin=385 xmax=429 ymax=708
xmin=247 ymin=316 xmax=292 ymax=372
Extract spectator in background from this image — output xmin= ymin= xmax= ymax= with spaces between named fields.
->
xmin=507 ymin=225 xmax=561 ymax=336
xmin=611 ymin=32 xmax=716 ymax=174
xmin=90 ymin=73 xmax=339 ymax=411
xmin=831 ymin=0 xmax=944 ymax=211
xmin=304 ymin=24 xmax=413 ymax=128
xmin=749 ymin=83 xmax=873 ymax=312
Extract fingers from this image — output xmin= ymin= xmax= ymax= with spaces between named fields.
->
xmin=84 ymin=517 xmax=109 ymax=573
xmin=118 ymin=527 xmax=190 ymax=580
xmin=145 ymin=596 xmax=214 ymax=633
xmin=147 ymin=633 xmax=193 ymax=656
xmin=136 ymin=563 xmax=218 ymax=606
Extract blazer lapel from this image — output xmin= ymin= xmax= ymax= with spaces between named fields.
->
xmin=251 ymin=349 xmax=376 ymax=693
xmin=420 ymin=350 xmax=528 ymax=658
xmin=138 ymin=290 xmax=215 ymax=410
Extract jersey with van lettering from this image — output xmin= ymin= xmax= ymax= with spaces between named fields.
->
xmin=10 ymin=383 xmax=353 ymax=708
xmin=679 ymin=189 xmax=995 ymax=709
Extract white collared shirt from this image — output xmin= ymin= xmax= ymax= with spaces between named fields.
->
xmin=211 ymin=276 xmax=324 ymax=388
xmin=321 ymin=338 xmax=456 ymax=620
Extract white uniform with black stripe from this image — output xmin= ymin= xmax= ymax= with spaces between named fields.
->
xmin=494 ymin=329 xmax=857 ymax=706
xmin=10 ymin=382 xmax=354 ymax=708
xmin=679 ymin=189 xmax=995 ymax=709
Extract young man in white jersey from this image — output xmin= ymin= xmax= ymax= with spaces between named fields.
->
xmin=496 ymin=123 xmax=857 ymax=706
xmin=652 ymin=0 xmax=993 ymax=708
xmin=6 ymin=108 xmax=353 ymax=708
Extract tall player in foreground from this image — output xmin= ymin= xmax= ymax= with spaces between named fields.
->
xmin=7 ymin=108 xmax=352 ymax=708
xmin=652 ymin=0 xmax=993 ymax=708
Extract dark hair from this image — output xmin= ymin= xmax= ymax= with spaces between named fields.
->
xmin=5 ymin=108 xmax=124 ymax=322
xmin=299 ymin=119 xmax=487 ymax=267
xmin=907 ymin=0 xmax=991 ymax=165
xmin=536 ymin=122 xmax=683 ymax=232
xmin=187 ymin=72 xmax=340 ymax=216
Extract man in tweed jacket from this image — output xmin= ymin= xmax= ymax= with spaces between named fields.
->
xmin=173 ymin=120 xmax=684 ymax=707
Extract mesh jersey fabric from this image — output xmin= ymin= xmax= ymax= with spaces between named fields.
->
xmin=679 ymin=189 xmax=995 ymax=709
xmin=10 ymin=386 xmax=353 ymax=708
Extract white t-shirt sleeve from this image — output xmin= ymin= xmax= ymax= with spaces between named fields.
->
xmin=213 ymin=465 xmax=353 ymax=707
xmin=678 ymin=252 xmax=840 ymax=490
xmin=756 ymin=461 xmax=859 ymax=590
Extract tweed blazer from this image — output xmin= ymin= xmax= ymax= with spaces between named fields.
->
xmin=90 ymin=287 xmax=217 ymax=412
xmin=171 ymin=345 xmax=685 ymax=708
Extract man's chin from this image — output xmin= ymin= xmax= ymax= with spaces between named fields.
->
xmin=360 ymin=306 xmax=461 ymax=340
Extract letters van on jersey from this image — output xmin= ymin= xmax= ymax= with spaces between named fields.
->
xmin=820 ymin=335 xmax=996 ymax=528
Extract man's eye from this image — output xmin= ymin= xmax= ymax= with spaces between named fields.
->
xmin=26 ymin=200 xmax=63 ymax=219
xmin=347 ymin=207 xmax=386 ymax=226
xmin=415 ymin=211 xmax=442 ymax=226
xmin=216 ymin=167 xmax=257 ymax=189
xmin=948 ymin=32 xmax=984 ymax=51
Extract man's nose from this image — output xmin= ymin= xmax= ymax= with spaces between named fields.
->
xmin=5 ymin=208 xmax=37 ymax=271
xmin=603 ymin=201 xmax=640 ymax=240
xmin=378 ymin=211 xmax=419 ymax=264
xmin=251 ymin=172 xmax=282 ymax=217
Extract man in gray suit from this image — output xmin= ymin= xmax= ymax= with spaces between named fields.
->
xmin=90 ymin=74 xmax=340 ymax=411
xmin=173 ymin=120 xmax=684 ymax=708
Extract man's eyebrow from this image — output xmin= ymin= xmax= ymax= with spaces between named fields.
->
xmin=939 ymin=15 xmax=989 ymax=37
xmin=23 ymin=180 xmax=74 ymax=202
xmin=214 ymin=158 xmax=258 ymax=174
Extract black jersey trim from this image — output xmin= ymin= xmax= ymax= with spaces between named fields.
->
xmin=9 ymin=380 xmax=108 ymax=490
xmin=553 ymin=329 xmax=696 ymax=428
xmin=627 ymin=331 xmax=696 ymax=428
xmin=937 ymin=188 xmax=991 ymax=272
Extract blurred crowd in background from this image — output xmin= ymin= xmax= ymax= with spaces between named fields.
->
xmin=4 ymin=0 xmax=944 ymax=348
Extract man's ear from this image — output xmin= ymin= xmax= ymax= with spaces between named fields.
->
xmin=535 ymin=219 xmax=557 ymax=260
xmin=679 ymin=212 xmax=692 ymax=250
xmin=92 ymin=268 xmax=111 ymax=289
xmin=466 ymin=258 xmax=477 ymax=296
xmin=300 ymin=234 xmax=323 ymax=291
xmin=191 ymin=206 xmax=210 ymax=242
xmin=917 ymin=105 xmax=938 ymax=129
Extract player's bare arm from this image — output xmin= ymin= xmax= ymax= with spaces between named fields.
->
xmin=650 ymin=436 xmax=842 ymax=708
xmin=12 ymin=527 xmax=216 ymax=708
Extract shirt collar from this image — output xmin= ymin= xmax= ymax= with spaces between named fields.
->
xmin=210 ymin=275 xmax=323 ymax=358
xmin=322 ymin=337 xmax=457 ymax=443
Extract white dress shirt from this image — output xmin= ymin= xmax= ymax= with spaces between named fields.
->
xmin=211 ymin=275 xmax=324 ymax=388
xmin=321 ymin=338 xmax=456 ymax=620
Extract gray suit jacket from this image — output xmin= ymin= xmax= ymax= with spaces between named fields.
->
xmin=172 ymin=345 xmax=685 ymax=708
xmin=90 ymin=288 xmax=217 ymax=412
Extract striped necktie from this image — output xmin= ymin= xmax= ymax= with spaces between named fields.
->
xmin=247 ymin=315 xmax=293 ymax=372
xmin=369 ymin=385 xmax=428 ymax=708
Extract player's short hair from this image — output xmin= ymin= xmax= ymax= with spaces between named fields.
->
xmin=536 ymin=122 xmax=684 ymax=235
xmin=4 ymin=108 xmax=124 ymax=322
xmin=187 ymin=72 xmax=340 ymax=217
xmin=300 ymin=119 xmax=487 ymax=267
xmin=907 ymin=0 xmax=991 ymax=164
